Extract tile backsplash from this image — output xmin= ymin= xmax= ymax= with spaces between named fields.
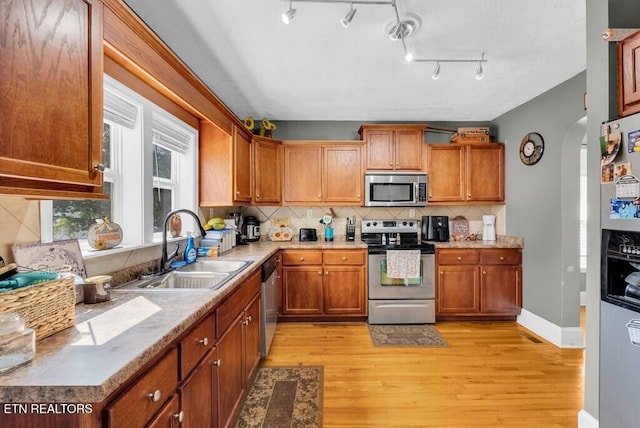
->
xmin=241 ymin=205 xmax=506 ymax=240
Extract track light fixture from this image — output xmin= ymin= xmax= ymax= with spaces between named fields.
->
xmin=341 ymin=3 xmax=357 ymax=28
xmin=432 ymin=62 xmax=440 ymax=80
xmin=282 ymin=0 xmax=296 ymax=24
xmin=279 ymin=0 xmax=488 ymax=79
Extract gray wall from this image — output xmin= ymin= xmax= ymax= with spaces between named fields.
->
xmin=491 ymin=72 xmax=587 ymax=328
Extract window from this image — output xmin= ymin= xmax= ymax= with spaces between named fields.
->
xmin=41 ymin=76 xmax=198 ymax=250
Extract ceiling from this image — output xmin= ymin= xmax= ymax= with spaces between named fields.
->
xmin=122 ymin=0 xmax=586 ymax=122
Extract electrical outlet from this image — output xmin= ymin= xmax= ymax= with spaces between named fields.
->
xmin=307 ymin=209 xmax=313 ymax=218
xmin=409 ymin=209 xmax=415 ymax=218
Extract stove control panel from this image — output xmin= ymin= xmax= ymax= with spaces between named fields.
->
xmin=361 ymin=219 xmax=418 ymax=234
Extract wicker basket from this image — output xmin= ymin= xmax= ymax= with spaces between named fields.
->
xmin=0 ymin=276 xmax=75 ymax=340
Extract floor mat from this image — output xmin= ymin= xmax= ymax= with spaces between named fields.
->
xmin=235 ymin=366 xmax=323 ymax=428
xmin=368 ymin=324 xmax=449 ymax=347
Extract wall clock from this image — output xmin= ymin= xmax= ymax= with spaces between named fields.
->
xmin=519 ymin=132 xmax=545 ymax=165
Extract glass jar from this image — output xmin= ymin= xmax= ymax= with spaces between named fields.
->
xmin=0 ymin=313 xmax=35 ymax=374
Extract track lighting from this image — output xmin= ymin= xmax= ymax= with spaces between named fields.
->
xmin=341 ymin=4 xmax=357 ymax=28
xmin=432 ymin=62 xmax=440 ymax=80
xmin=282 ymin=1 xmax=296 ymax=24
xmin=475 ymin=53 xmax=485 ymax=80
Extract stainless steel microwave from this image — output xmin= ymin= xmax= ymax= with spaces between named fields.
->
xmin=364 ymin=172 xmax=427 ymax=207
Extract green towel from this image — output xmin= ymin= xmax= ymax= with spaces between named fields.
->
xmin=0 ymin=272 xmax=59 ymax=292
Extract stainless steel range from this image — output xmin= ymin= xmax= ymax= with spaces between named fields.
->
xmin=362 ymin=219 xmax=436 ymax=324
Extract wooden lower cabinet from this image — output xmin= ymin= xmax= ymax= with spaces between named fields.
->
xmin=179 ymin=347 xmax=218 ymax=428
xmin=436 ymin=248 xmax=522 ymax=320
xmin=281 ymin=249 xmax=367 ymax=320
xmin=147 ymin=394 xmax=182 ymax=428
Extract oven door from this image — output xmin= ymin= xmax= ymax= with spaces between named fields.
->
xmin=368 ymin=253 xmax=435 ymax=299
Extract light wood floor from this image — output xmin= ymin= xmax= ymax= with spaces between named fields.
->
xmin=262 ymin=319 xmax=585 ymax=427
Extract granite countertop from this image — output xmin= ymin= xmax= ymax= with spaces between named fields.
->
xmin=0 ymin=236 xmax=521 ymax=403
xmin=0 ymin=239 xmax=365 ymax=403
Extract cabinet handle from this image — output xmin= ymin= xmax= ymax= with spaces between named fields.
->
xmin=468 ymin=193 xmax=472 ymax=197
xmin=214 ymin=359 xmax=221 ymax=367
xmin=147 ymin=390 xmax=161 ymax=403
xmin=300 ymin=257 xmax=305 ymax=261
xmin=318 ymin=271 xmax=323 ymax=275
xmin=389 ymin=162 xmax=393 ymax=166
xmin=341 ymin=256 xmax=347 ymax=261
xmin=500 ymin=256 xmax=505 ymax=261
xmin=396 ymin=162 xmax=400 ymax=166
xmin=325 ymin=271 xmax=329 ymax=275
xmin=483 ymin=270 xmax=487 ymax=275
xmin=318 ymin=194 xmax=321 ymax=199
xmin=173 ymin=411 xmax=184 ymax=423
xmin=94 ymin=163 xmax=105 ymax=172
xmin=198 ymin=337 xmax=209 ymax=347
xmin=247 ymin=315 xmax=252 ymax=322
xmin=457 ymin=256 xmax=462 ymax=261
xmin=256 ymin=194 xmax=260 ymax=199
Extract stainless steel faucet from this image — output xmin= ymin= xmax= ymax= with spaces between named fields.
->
xmin=160 ymin=209 xmax=208 ymax=274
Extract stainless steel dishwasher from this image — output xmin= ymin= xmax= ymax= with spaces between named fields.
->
xmin=261 ymin=254 xmax=278 ymax=357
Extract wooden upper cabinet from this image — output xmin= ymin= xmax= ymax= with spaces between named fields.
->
xmin=359 ymin=125 xmax=425 ymax=170
xmin=323 ymin=145 xmax=363 ymax=203
xmin=233 ymin=126 xmax=252 ymax=203
xmin=283 ymin=145 xmax=323 ymax=204
xmin=253 ymin=137 xmax=282 ymax=205
xmin=618 ymin=30 xmax=640 ymax=117
xmin=199 ymin=123 xmax=252 ymax=206
xmin=0 ymin=0 xmax=105 ymax=199
xmin=283 ymin=142 xmax=363 ymax=205
xmin=426 ymin=143 xmax=504 ymax=204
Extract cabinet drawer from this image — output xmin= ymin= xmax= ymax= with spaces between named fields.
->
xmin=216 ymin=268 xmax=261 ymax=338
xmin=282 ymin=250 xmax=323 ymax=265
xmin=437 ymin=249 xmax=480 ymax=265
xmin=480 ymin=249 xmax=522 ymax=265
xmin=105 ymin=347 xmax=179 ymax=428
xmin=323 ymin=250 xmax=365 ymax=265
xmin=179 ymin=313 xmax=215 ymax=379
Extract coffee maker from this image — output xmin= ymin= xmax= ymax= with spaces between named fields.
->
xmin=244 ymin=216 xmax=261 ymax=242
xmin=422 ymin=216 xmax=450 ymax=242
xmin=228 ymin=212 xmax=247 ymax=245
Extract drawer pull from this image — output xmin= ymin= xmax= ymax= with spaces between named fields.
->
xmin=94 ymin=163 xmax=105 ymax=172
xmin=214 ymin=359 xmax=221 ymax=367
xmin=247 ymin=315 xmax=252 ymax=323
xmin=199 ymin=337 xmax=209 ymax=347
xmin=457 ymin=256 xmax=462 ymax=261
xmin=148 ymin=390 xmax=161 ymax=403
xmin=341 ymin=256 xmax=347 ymax=261
xmin=300 ymin=257 xmax=305 ymax=261
xmin=173 ymin=411 xmax=184 ymax=423
xmin=325 ymin=271 xmax=329 ymax=275
xmin=500 ymin=256 xmax=505 ymax=261
xmin=318 ymin=271 xmax=323 ymax=275
xmin=482 ymin=270 xmax=487 ymax=275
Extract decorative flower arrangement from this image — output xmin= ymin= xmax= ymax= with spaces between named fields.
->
xmin=243 ymin=117 xmax=277 ymax=138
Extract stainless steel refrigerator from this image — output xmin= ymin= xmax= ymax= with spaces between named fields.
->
xmin=600 ymin=112 xmax=640 ymax=427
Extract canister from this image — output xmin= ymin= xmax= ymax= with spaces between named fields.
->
xmin=83 ymin=275 xmax=112 ymax=304
xmin=0 ymin=313 xmax=35 ymax=374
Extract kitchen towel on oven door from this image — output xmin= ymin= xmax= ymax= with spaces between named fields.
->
xmin=386 ymin=250 xmax=421 ymax=278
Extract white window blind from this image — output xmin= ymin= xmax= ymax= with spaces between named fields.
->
xmin=152 ymin=113 xmax=193 ymax=154
xmin=103 ymin=88 xmax=138 ymax=129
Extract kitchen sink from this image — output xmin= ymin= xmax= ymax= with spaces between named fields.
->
xmin=117 ymin=259 xmax=254 ymax=291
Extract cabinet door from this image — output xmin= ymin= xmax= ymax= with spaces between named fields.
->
xmin=199 ymin=122 xmax=233 ymax=206
xmin=0 ymin=0 xmax=104 ymax=197
xmin=618 ymin=30 xmax=640 ymax=117
xmin=394 ymin=130 xmax=423 ymax=170
xmin=323 ymin=145 xmax=362 ymax=203
xmin=480 ymin=265 xmax=521 ymax=315
xmin=436 ymin=265 xmax=479 ymax=315
xmin=233 ymin=127 xmax=252 ymax=203
xmin=243 ymin=294 xmax=262 ymax=386
xmin=147 ymin=394 xmax=182 ymax=428
xmin=365 ymin=130 xmax=395 ymax=170
xmin=427 ymin=145 xmax=465 ymax=202
xmin=283 ymin=145 xmax=322 ymax=204
xmin=179 ymin=348 xmax=217 ymax=428
xmin=253 ymin=138 xmax=282 ymax=205
xmin=466 ymin=144 xmax=504 ymax=202
xmin=323 ymin=265 xmax=366 ymax=315
xmin=216 ymin=314 xmax=244 ymax=428
xmin=282 ymin=266 xmax=324 ymax=315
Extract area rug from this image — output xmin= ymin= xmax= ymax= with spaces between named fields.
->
xmin=368 ymin=324 xmax=449 ymax=347
xmin=235 ymin=366 xmax=323 ymax=428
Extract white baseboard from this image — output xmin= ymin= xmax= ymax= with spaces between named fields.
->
xmin=580 ymin=291 xmax=587 ymax=306
xmin=517 ymin=309 xmax=584 ymax=348
xmin=578 ymin=409 xmax=598 ymax=428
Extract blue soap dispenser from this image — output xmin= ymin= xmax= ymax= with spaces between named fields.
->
xmin=184 ymin=231 xmax=197 ymax=264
